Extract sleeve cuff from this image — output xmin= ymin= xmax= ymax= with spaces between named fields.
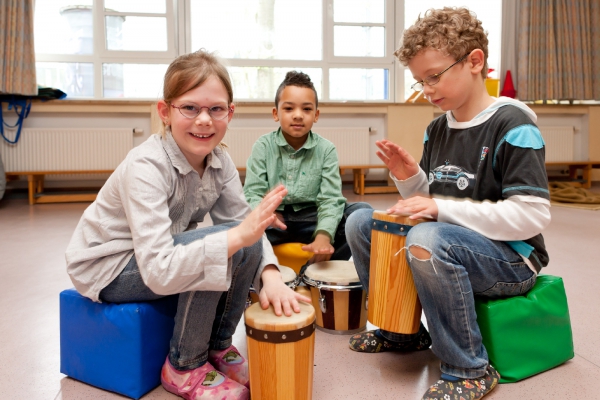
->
xmin=204 ymin=231 xmax=232 ymax=291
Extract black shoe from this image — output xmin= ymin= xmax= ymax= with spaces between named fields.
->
xmin=348 ymin=326 xmax=431 ymax=353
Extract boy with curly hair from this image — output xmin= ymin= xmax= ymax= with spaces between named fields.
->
xmin=244 ymin=71 xmax=371 ymax=265
xmin=345 ymin=7 xmax=550 ymax=400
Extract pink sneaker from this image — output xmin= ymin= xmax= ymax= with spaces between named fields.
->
xmin=208 ymin=345 xmax=250 ymax=388
xmin=161 ymin=357 xmax=249 ymax=400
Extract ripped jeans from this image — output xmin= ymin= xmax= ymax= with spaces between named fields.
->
xmin=345 ymin=209 xmax=536 ymax=379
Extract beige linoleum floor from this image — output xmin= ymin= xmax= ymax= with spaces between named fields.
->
xmin=1 ymin=186 xmax=599 ymax=400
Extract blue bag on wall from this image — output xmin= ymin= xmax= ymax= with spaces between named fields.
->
xmin=0 ymin=95 xmax=32 ymax=144
xmin=1 ymin=86 xmax=66 ymax=144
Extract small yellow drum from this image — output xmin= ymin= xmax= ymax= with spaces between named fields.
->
xmin=247 ymin=265 xmax=299 ymax=307
xmin=368 ymin=211 xmax=427 ymax=334
xmin=302 ymin=260 xmax=367 ymax=334
xmin=245 ymin=302 xmax=316 ymax=400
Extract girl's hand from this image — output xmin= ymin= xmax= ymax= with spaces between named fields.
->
xmin=269 ymin=211 xmax=287 ymax=230
xmin=302 ymin=233 xmax=333 ymax=264
xmin=387 ymin=196 xmax=438 ymax=220
xmin=375 ymin=139 xmax=420 ymax=181
xmin=228 ymin=185 xmax=287 ymax=256
xmin=259 ymin=265 xmax=311 ymax=316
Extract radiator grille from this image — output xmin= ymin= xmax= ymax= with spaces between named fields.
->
xmin=1 ymin=128 xmax=133 ymax=180
xmin=538 ymin=126 xmax=574 ymax=162
xmin=224 ymin=127 xmax=371 ymax=167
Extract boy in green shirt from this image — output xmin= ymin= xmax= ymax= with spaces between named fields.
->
xmin=243 ymin=71 xmax=371 ymax=265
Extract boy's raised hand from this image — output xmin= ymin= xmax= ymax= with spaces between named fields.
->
xmin=228 ymin=185 xmax=288 ymax=256
xmin=259 ymin=265 xmax=312 ymax=316
xmin=302 ymin=232 xmax=334 ymax=263
xmin=375 ymin=139 xmax=420 ymax=181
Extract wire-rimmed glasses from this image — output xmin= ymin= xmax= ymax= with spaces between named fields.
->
xmin=171 ymin=103 xmax=233 ymax=120
xmin=410 ymin=53 xmax=469 ymax=92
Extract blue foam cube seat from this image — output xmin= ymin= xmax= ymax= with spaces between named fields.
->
xmin=60 ymin=288 xmax=178 ymax=399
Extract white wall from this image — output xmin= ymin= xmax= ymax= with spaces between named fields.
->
xmin=2 ymin=108 xmax=591 ymax=190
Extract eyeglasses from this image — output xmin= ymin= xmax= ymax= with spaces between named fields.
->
xmin=410 ymin=53 xmax=469 ymax=92
xmin=171 ymin=103 xmax=232 ymax=120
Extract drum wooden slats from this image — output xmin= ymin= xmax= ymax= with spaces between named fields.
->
xmin=303 ymin=260 xmax=367 ymax=334
xmin=368 ymin=211 xmax=423 ymax=334
xmin=309 ymin=287 xmax=367 ymax=332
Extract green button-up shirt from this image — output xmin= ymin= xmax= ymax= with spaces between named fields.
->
xmin=243 ymin=128 xmax=346 ymax=241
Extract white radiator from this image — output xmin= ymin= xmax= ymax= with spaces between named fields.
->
xmin=538 ymin=126 xmax=574 ymax=162
xmin=224 ymin=127 xmax=371 ymax=168
xmin=1 ymin=128 xmax=133 ymax=180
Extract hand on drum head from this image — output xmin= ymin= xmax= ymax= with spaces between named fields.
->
xmin=259 ymin=265 xmax=312 ymax=317
xmin=387 ymin=196 xmax=438 ymax=220
xmin=302 ymin=233 xmax=333 ymax=264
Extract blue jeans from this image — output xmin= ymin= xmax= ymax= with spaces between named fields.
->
xmin=266 ymin=202 xmax=372 ymax=260
xmin=346 ymin=209 xmax=536 ymax=379
xmin=99 ymin=222 xmax=263 ymax=371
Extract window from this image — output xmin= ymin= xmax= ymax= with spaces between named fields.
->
xmin=34 ymin=0 xmax=174 ymax=99
xmin=190 ymin=0 xmax=394 ymax=102
xmin=32 ymin=1 xmax=501 ymax=102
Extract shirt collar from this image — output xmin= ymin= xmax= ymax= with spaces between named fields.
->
xmin=161 ymin=129 xmax=223 ymax=175
xmin=274 ymin=127 xmax=317 ymax=150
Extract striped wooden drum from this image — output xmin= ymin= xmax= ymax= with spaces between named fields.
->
xmin=368 ymin=211 xmax=427 ymax=334
xmin=245 ymin=302 xmax=316 ymax=400
xmin=302 ymin=260 xmax=367 ymax=334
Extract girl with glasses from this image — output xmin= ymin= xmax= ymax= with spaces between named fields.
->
xmin=66 ymin=49 xmax=310 ymax=400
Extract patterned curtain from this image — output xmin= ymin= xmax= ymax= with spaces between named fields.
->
xmin=517 ymin=0 xmax=600 ymax=101
xmin=0 ymin=0 xmax=37 ymax=95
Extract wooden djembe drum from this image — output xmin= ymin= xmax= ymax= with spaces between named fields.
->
xmin=245 ymin=302 xmax=316 ymax=400
xmin=368 ymin=211 xmax=429 ymax=334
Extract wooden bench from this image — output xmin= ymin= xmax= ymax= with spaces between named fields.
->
xmin=338 ymin=165 xmax=398 ymax=195
xmin=5 ymin=170 xmax=113 ymax=205
xmin=545 ymin=161 xmax=600 ymax=189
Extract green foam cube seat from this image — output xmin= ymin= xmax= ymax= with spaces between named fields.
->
xmin=475 ymin=274 xmax=574 ymax=383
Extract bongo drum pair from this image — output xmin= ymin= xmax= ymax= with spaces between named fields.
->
xmin=368 ymin=211 xmax=427 ymax=334
xmin=245 ymin=302 xmax=316 ymax=400
xmin=302 ymin=260 xmax=367 ymax=334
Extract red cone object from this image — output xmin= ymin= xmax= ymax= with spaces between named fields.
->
xmin=500 ymin=70 xmax=517 ymax=98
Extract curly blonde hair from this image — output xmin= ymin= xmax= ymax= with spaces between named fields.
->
xmin=395 ymin=7 xmax=489 ymax=78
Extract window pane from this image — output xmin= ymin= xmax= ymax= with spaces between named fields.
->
xmin=330 ymin=68 xmax=388 ymax=100
xmin=36 ymin=62 xmax=94 ymax=98
xmin=333 ymin=0 xmax=385 ymax=23
xmin=103 ymin=64 xmax=168 ymax=98
xmin=334 ymin=26 xmax=385 ymax=57
xmin=104 ymin=0 xmax=166 ymax=13
xmin=403 ymin=1 xmax=502 ymax=96
xmin=190 ymin=0 xmax=322 ymax=60
xmin=35 ymin=2 xmax=94 ymax=55
xmin=228 ymin=67 xmax=322 ymax=100
xmin=106 ymin=16 xmax=167 ymax=51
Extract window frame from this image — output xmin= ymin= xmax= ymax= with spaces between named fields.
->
xmin=34 ymin=0 xmax=178 ymax=99
xmin=183 ymin=0 xmax=398 ymax=102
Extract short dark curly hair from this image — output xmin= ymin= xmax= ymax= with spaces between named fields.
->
xmin=275 ymin=71 xmax=318 ymax=108
xmin=395 ymin=7 xmax=489 ymax=78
